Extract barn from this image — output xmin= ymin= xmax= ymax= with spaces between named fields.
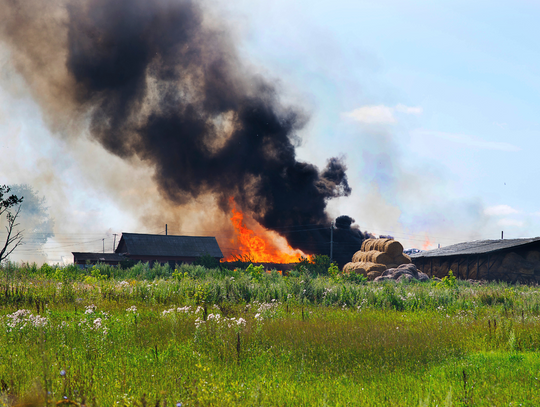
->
xmin=410 ymin=237 xmax=540 ymax=283
xmin=72 ymin=252 xmax=126 ymax=266
xmin=73 ymin=232 xmax=223 ymax=267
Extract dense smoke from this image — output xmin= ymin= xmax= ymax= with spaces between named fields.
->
xmin=0 ymin=0 xmax=359 ymax=259
xmin=285 ymin=215 xmax=366 ymax=267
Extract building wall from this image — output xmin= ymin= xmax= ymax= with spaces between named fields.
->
xmin=413 ymin=248 xmax=540 ymax=283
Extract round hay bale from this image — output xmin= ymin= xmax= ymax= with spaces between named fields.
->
xmin=374 ymin=275 xmax=396 ymax=282
xmin=382 ymin=268 xmax=396 ymax=277
xmin=367 ymin=270 xmax=383 ymax=280
xmin=346 ymin=261 xmax=386 ymax=277
xmin=361 ymin=238 xmax=403 ymax=256
xmin=352 ymin=250 xmax=363 ymax=263
xmin=373 ymin=238 xmax=393 ymax=252
xmin=417 ymin=272 xmax=430 ymax=282
xmin=392 ymin=253 xmax=411 ymax=265
xmin=353 ymin=250 xmax=392 ymax=265
xmin=343 ymin=262 xmax=356 ymax=273
xmin=397 ymin=273 xmax=414 ymax=283
xmin=364 ymin=262 xmax=387 ymax=273
xmin=361 ymin=239 xmax=377 ymax=252
xmin=382 ymin=240 xmax=404 ymax=257
xmin=343 ymin=262 xmax=367 ymax=276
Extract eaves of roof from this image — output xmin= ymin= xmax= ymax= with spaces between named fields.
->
xmin=410 ymin=237 xmax=540 ymax=259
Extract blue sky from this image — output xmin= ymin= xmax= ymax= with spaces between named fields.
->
xmin=223 ymin=0 xmax=540 ymax=246
xmin=1 ymin=0 xmax=539 ymax=261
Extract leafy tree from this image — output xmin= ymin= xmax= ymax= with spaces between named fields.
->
xmin=0 ymin=185 xmax=24 ymax=262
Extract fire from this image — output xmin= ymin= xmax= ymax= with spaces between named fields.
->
xmin=225 ymin=197 xmax=305 ymax=263
xmin=422 ymin=235 xmax=436 ymax=250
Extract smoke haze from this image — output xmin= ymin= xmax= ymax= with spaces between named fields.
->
xmin=0 ymin=0 xmax=354 ymax=259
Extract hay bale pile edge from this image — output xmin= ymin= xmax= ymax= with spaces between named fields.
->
xmin=344 ymin=238 xmax=428 ymax=282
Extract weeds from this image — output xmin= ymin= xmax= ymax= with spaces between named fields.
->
xmin=1 ymin=263 xmax=540 ymax=405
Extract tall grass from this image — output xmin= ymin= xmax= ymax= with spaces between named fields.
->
xmin=1 ymin=263 xmax=540 ymax=405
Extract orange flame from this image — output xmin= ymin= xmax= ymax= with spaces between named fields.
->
xmin=225 ymin=197 xmax=305 ymax=263
xmin=422 ymin=235 xmax=436 ymax=250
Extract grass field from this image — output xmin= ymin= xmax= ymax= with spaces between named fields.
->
xmin=1 ymin=262 xmax=540 ymax=406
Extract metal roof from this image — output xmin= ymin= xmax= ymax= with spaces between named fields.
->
xmin=116 ymin=233 xmax=224 ymax=258
xmin=410 ymin=237 xmax=540 ymax=259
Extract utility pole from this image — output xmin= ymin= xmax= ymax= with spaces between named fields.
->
xmin=166 ymin=224 xmax=168 ymax=236
xmin=113 ymin=234 xmax=118 ymax=251
xmin=330 ymin=220 xmax=334 ymax=261
xmin=501 ymin=231 xmax=504 ymax=240
xmin=102 ymin=238 xmax=105 ymax=253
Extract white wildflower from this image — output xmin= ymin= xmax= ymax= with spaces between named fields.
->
xmin=6 ymin=309 xmax=48 ymax=330
xmin=84 ymin=305 xmax=96 ymax=314
xmin=93 ymin=318 xmax=102 ymax=329
xmin=162 ymin=307 xmax=175 ymax=316
xmin=236 ymin=317 xmax=246 ymax=327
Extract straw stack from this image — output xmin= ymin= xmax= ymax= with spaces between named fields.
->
xmin=344 ymin=238 xmax=411 ymax=280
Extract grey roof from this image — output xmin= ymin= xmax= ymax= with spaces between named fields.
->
xmin=411 ymin=237 xmax=540 ymax=259
xmin=72 ymin=252 xmax=126 ymax=262
xmin=116 ymin=233 xmax=223 ymax=258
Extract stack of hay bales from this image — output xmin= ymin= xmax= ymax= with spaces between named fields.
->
xmin=343 ymin=238 xmax=411 ymax=280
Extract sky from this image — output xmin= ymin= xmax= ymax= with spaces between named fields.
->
xmin=1 ymin=0 xmax=540 ymax=263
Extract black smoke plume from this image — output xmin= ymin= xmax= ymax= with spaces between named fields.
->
xmin=0 ymin=0 xmax=362 ymax=260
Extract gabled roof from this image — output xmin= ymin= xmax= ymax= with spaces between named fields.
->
xmin=72 ymin=252 xmax=126 ymax=262
xmin=411 ymin=237 xmax=540 ymax=259
xmin=115 ymin=233 xmax=223 ymax=258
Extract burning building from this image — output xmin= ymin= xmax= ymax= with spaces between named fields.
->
xmin=74 ymin=232 xmax=223 ymax=267
xmin=0 ymin=0 xmax=368 ymax=265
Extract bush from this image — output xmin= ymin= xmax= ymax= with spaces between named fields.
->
xmin=193 ymin=254 xmax=221 ymax=270
xmin=294 ymin=255 xmax=336 ymax=277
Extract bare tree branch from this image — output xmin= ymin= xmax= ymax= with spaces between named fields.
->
xmin=0 ymin=205 xmax=24 ymax=262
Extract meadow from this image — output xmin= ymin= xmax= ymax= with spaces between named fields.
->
xmin=1 ymin=261 xmax=540 ymax=406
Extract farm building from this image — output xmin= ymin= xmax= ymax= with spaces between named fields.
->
xmin=72 ymin=252 xmax=127 ymax=266
xmin=410 ymin=237 xmax=540 ymax=283
xmin=73 ymin=232 xmax=223 ymax=266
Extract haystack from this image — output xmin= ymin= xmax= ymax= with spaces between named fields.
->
xmin=392 ymin=253 xmax=411 ymax=265
xmin=352 ymin=250 xmax=392 ymax=264
xmin=348 ymin=238 xmax=410 ymax=280
xmin=361 ymin=238 xmax=404 ymax=257
xmin=343 ymin=262 xmax=386 ymax=277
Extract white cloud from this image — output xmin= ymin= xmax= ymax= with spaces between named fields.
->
xmin=484 ymin=205 xmax=519 ymax=216
xmin=342 ymin=104 xmax=422 ymax=124
xmin=413 ymin=130 xmax=521 ymax=152
xmin=498 ymin=218 xmax=524 ymax=227
xmin=342 ymin=105 xmax=396 ymax=124
xmin=395 ymin=104 xmax=423 ymax=115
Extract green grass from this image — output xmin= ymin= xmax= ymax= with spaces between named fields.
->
xmin=1 ymin=263 xmax=540 ymax=406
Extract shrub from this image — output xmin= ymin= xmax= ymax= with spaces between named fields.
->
xmin=193 ymin=254 xmax=221 ymax=270
xmin=294 ymin=255 xmax=334 ymax=276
